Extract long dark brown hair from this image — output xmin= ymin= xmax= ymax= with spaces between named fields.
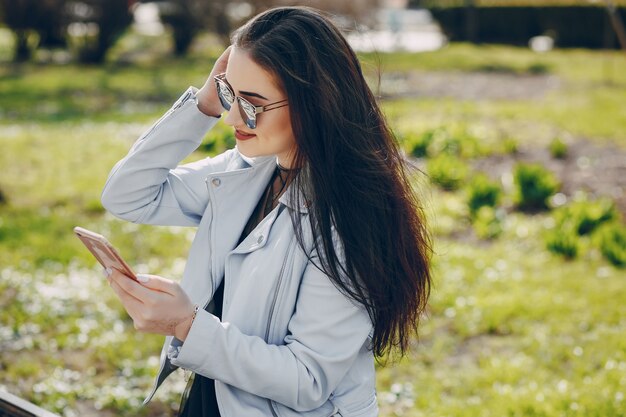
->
xmin=232 ymin=6 xmax=432 ymax=359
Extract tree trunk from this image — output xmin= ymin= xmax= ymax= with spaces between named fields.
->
xmin=14 ymin=30 xmax=31 ymax=62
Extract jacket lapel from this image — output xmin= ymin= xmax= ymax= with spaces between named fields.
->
xmin=206 ymin=153 xmax=276 ymax=285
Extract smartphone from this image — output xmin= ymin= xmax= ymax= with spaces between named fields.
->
xmin=74 ymin=226 xmax=137 ymax=281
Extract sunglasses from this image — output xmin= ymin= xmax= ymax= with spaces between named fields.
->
xmin=214 ymin=73 xmax=288 ymax=129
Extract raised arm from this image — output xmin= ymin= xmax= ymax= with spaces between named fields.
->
xmin=101 ymin=47 xmax=233 ymax=226
xmin=100 ymin=91 xmax=229 ymax=226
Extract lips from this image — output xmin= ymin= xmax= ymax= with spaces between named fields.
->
xmin=234 ymin=129 xmax=257 ymax=141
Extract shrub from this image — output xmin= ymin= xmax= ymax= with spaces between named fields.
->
xmin=501 ymin=136 xmax=519 ymax=155
xmin=598 ymin=224 xmax=626 ymax=268
xmin=400 ymin=126 xmax=487 ymax=159
xmin=198 ymin=123 xmax=235 ymax=154
xmin=546 ymin=197 xmax=621 ymax=261
xmin=467 ymin=173 xmax=502 ymax=217
xmin=430 ymin=130 xmax=463 ymax=157
xmin=429 ymin=128 xmax=484 ymax=159
xmin=85 ymin=198 xmax=105 ymax=214
xmin=513 ymin=163 xmax=559 ymax=211
xmin=402 ymin=130 xmax=435 ymax=158
xmin=549 ymin=137 xmax=568 ymax=159
xmin=527 ymin=62 xmax=550 ymax=74
xmin=473 ymin=206 xmax=503 ymax=240
xmin=545 ymin=226 xmax=580 ymax=260
xmin=427 ymin=154 xmax=469 ymax=191
xmin=553 ymin=198 xmax=618 ymax=236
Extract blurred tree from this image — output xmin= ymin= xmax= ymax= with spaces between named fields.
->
xmin=0 ymin=0 xmax=134 ymax=62
xmin=145 ymin=0 xmax=380 ymax=55
xmin=0 ymin=0 xmax=66 ymax=61
xmin=67 ymin=0 xmax=135 ymax=63
xmin=151 ymin=0 xmax=230 ymax=55
xmin=0 ymin=0 xmax=381 ymax=62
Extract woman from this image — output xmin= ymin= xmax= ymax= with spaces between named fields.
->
xmin=101 ymin=6 xmax=431 ymax=417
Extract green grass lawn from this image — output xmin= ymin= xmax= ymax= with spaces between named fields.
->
xmin=0 ymin=33 xmax=625 ymax=416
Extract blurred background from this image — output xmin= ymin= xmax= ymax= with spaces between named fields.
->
xmin=0 ymin=0 xmax=625 ymax=416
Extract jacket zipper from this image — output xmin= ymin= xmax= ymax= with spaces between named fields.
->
xmin=266 ymin=234 xmax=295 ymax=417
xmin=264 ymin=234 xmax=294 ymax=342
xmin=205 ymin=176 xmax=217 ymax=295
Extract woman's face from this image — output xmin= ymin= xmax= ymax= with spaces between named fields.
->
xmin=222 ymin=47 xmax=297 ymax=167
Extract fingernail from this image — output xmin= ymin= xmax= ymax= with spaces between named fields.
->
xmin=104 ymin=267 xmax=112 ymax=277
xmin=136 ymin=274 xmax=149 ymax=283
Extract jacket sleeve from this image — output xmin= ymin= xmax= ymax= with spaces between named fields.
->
xmin=101 ymin=87 xmax=232 ymax=227
xmin=170 ymin=250 xmax=373 ymax=412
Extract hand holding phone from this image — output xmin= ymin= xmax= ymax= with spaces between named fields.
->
xmin=74 ymin=226 xmax=137 ymax=281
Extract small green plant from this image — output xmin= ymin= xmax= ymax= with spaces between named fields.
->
xmin=402 ymin=130 xmax=434 ymax=158
xmin=553 ymin=198 xmax=618 ymax=236
xmin=429 ymin=128 xmax=483 ymax=159
xmin=467 ymin=173 xmax=502 ymax=218
xmin=527 ymin=62 xmax=550 ymax=74
xmin=546 ymin=197 xmax=621 ymax=261
xmin=427 ymin=154 xmax=469 ymax=191
xmin=545 ymin=226 xmax=580 ymax=260
xmin=477 ymin=63 xmax=517 ymax=74
xmin=472 ymin=206 xmax=503 ymax=239
xmin=597 ymin=224 xmax=626 ymax=268
xmin=198 ymin=122 xmax=235 ymax=154
xmin=501 ymin=136 xmax=518 ymax=155
xmin=400 ymin=126 xmax=488 ymax=159
xmin=513 ymin=163 xmax=559 ymax=211
xmin=549 ymin=137 xmax=568 ymax=159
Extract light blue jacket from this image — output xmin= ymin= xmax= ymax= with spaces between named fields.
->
xmin=101 ymin=88 xmax=378 ymax=417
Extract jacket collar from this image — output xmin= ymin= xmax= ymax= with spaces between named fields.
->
xmin=230 ymin=148 xmax=312 ymax=214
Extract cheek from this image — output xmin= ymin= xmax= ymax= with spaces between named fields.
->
xmin=264 ymin=109 xmax=295 ymax=148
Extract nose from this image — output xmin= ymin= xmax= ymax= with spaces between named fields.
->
xmin=223 ymin=102 xmax=245 ymax=127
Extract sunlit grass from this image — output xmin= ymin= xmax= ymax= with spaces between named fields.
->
xmin=377 ymin=230 xmax=626 ymax=417
xmin=360 ymin=42 xmax=626 ymax=85
xmin=381 ymin=80 xmax=626 ymax=144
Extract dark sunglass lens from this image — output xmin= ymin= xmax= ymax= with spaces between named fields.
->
xmin=238 ymin=99 xmax=257 ymax=129
xmin=245 ymin=118 xmax=257 ymax=129
xmin=216 ymin=81 xmax=233 ymax=110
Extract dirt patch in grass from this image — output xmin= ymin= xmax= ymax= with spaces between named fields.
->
xmin=389 ymin=70 xmax=625 ymax=215
xmin=472 ymin=138 xmax=626 ymax=216
xmin=381 ymin=70 xmax=561 ymax=101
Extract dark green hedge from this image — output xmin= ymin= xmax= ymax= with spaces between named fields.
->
xmin=424 ymin=6 xmax=625 ymax=49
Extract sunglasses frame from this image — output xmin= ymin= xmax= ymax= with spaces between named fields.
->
xmin=214 ymin=73 xmax=288 ymax=129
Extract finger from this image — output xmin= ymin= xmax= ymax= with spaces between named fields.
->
xmin=109 ymin=274 xmax=144 ymax=312
xmin=135 ymin=274 xmax=176 ymax=295
xmin=216 ymin=45 xmax=232 ymax=64
xmin=212 ymin=46 xmax=232 ymax=74
xmin=109 ymin=269 xmax=156 ymax=303
xmin=109 ymin=280 xmax=144 ymax=323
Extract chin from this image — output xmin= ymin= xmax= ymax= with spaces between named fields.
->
xmin=235 ymin=143 xmax=255 ymax=156
xmin=235 ymin=143 xmax=269 ymax=161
